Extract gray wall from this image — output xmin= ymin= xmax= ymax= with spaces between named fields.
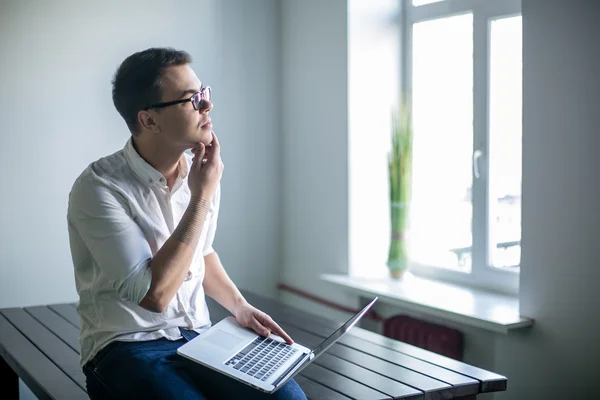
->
xmin=279 ymin=0 xmax=355 ymax=314
xmin=494 ymin=0 xmax=600 ymax=398
xmin=0 ymin=0 xmax=282 ymax=309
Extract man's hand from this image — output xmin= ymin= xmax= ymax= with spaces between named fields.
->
xmin=189 ymin=131 xmax=223 ymax=200
xmin=235 ymin=303 xmax=294 ymax=345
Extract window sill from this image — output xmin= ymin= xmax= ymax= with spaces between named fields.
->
xmin=320 ymin=271 xmax=534 ymax=334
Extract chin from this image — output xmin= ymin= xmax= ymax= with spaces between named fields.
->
xmin=190 ymin=125 xmax=212 ymax=146
xmin=193 ymin=134 xmax=212 ymax=147
xmin=202 ymin=134 xmax=213 ymax=145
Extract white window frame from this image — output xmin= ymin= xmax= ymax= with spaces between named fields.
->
xmin=402 ymin=0 xmax=522 ymax=296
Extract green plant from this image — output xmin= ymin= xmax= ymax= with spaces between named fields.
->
xmin=387 ymin=101 xmax=413 ymax=277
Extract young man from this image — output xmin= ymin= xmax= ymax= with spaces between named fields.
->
xmin=67 ymin=47 xmax=307 ymax=400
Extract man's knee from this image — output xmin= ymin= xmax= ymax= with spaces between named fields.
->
xmin=273 ymin=379 xmax=307 ymax=400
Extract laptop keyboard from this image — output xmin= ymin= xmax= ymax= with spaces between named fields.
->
xmin=225 ymin=336 xmax=298 ymax=381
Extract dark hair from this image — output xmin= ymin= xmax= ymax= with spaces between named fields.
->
xmin=111 ymin=47 xmax=192 ymax=135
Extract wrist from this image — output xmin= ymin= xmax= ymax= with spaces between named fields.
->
xmin=232 ymin=295 xmax=249 ymax=317
xmin=190 ymin=193 xmax=211 ymax=204
xmin=188 ymin=196 xmax=211 ymax=214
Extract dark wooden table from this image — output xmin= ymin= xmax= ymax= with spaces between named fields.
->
xmin=0 ymin=290 xmax=507 ymax=399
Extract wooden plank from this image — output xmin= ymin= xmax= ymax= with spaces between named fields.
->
xmin=303 ymin=363 xmax=392 ymax=400
xmin=0 ymin=308 xmax=87 ymax=391
xmin=49 ymin=304 xmax=80 ymax=329
xmin=0 ymin=312 xmax=88 ymax=400
xmin=240 ymin=291 xmax=478 ymax=397
xmin=25 ymin=306 xmax=81 ymax=354
xmin=350 ymin=328 xmax=507 ymax=392
xmin=0 ymin=352 xmax=19 ymax=399
xmin=294 ymin=375 xmax=352 ymax=400
xmin=318 ymin=353 xmax=425 ymax=400
xmin=280 ymin=322 xmax=444 ymax=400
xmin=338 ymin=335 xmax=478 ymax=397
xmin=327 ymin=346 xmax=449 ymax=400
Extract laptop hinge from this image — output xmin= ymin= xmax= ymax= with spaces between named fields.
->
xmin=272 ymin=352 xmax=309 ymax=387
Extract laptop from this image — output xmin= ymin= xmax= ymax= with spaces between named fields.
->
xmin=177 ymin=296 xmax=378 ymax=393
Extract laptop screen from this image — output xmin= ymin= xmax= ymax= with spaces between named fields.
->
xmin=309 ymin=296 xmax=378 ymax=359
xmin=272 ymin=296 xmax=378 ymax=389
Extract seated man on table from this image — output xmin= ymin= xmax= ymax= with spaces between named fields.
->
xmin=67 ymin=47 xmax=306 ymax=400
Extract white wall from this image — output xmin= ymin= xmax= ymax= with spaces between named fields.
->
xmin=493 ymin=0 xmax=600 ymax=398
xmin=212 ymin=0 xmax=282 ymax=300
xmin=0 ymin=0 xmax=282 ymax=310
xmin=279 ymin=0 xmax=357 ymax=315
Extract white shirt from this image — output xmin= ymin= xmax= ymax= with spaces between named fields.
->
xmin=67 ymin=138 xmax=220 ymax=368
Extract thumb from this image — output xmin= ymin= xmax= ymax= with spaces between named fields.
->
xmin=192 ymin=143 xmax=205 ymax=165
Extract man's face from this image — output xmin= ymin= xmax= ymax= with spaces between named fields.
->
xmin=153 ymin=64 xmax=213 ymax=149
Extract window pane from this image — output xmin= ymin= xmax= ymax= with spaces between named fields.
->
xmin=489 ymin=16 xmax=522 ymax=269
xmin=412 ymin=0 xmax=445 ymax=6
xmin=409 ymin=14 xmax=473 ymax=271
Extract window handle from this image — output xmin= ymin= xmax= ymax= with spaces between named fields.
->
xmin=473 ymin=150 xmax=484 ymax=179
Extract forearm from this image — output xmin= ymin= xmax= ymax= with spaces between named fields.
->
xmin=203 ymin=252 xmax=248 ymax=316
xmin=140 ymin=196 xmax=211 ymax=312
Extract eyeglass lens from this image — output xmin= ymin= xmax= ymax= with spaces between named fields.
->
xmin=192 ymin=87 xmax=211 ymax=110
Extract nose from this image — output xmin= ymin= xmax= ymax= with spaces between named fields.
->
xmin=200 ymin=99 xmax=213 ymax=114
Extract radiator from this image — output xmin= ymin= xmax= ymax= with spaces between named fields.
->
xmin=383 ymin=315 xmax=464 ymax=361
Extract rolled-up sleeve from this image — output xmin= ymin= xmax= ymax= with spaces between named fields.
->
xmin=202 ymin=184 xmax=221 ymax=256
xmin=68 ymin=178 xmax=152 ymax=305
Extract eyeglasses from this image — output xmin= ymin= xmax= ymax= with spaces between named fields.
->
xmin=144 ymin=86 xmax=211 ymax=111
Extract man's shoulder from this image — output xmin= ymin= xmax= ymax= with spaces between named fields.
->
xmin=73 ymin=147 xmax=128 ymax=186
xmin=69 ymin=148 xmax=130 ymax=207
xmin=90 ymin=147 xmax=129 ymax=180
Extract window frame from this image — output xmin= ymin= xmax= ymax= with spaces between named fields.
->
xmin=402 ymin=0 xmax=522 ymax=296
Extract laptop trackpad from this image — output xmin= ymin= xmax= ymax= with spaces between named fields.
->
xmin=206 ymin=330 xmax=245 ymax=350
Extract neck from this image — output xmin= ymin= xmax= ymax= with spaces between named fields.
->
xmin=131 ymin=135 xmax=182 ymax=184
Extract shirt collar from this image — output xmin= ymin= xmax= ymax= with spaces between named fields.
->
xmin=123 ymin=138 xmax=189 ymax=186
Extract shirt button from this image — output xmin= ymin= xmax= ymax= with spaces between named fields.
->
xmin=184 ymin=271 xmax=192 ymax=281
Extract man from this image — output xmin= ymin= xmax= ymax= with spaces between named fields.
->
xmin=67 ymin=47 xmax=307 ymax=400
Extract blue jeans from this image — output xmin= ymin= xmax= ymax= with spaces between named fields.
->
xmin=83 ymin=327 xmax=307 ymax=400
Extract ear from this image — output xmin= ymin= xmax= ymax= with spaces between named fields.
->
xmin=138 ymin=110 xmax=160 ymax=133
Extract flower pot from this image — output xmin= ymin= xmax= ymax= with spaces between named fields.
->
xmin=387 ymin=201 xmax=409 ymax=279
xmin=386 ymin=240 xmax=409 ymax=279
xmin=389 ymin=268 xmax=406 ymax=279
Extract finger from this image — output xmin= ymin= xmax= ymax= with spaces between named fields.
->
xmin=210 ymin=131 xmax=221 ymax=157
xmin=201 ymin=144 xmax=211 ymax=163
xmin=260 ymin=316 xmax=293 ymax=344
xmin=273 ymin=324 xmax=293 ymax=344
xmin=199 ymin=137 xmax=216 ymax=165
xmin=192 ymin=143 xmax=205 ymax=166
xmin=251 ymin=317 xmax=271 ymax=337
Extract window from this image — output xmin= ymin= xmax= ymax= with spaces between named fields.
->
xmin=410 ymin=13 xmax=473 ymax=272
xmin=489 ymin=15 xmax=522 ymax=270
xmin=404 ymin=0 xmax=522 ymax=294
